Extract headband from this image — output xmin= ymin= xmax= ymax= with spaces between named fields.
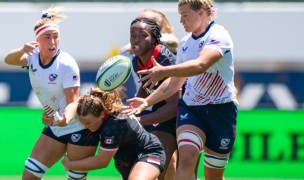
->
xmin=34 ymin=23 xmax=59 ymax=38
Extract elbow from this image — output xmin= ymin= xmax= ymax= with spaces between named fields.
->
xmin=4 ymin=56 xmax=17 ymax=66
xmin=196 ymin=63 xmax=208 ymax=75
xmin=97 ymin=161 xmax=110 ymax=169
xmin=4 ymin=57 xmax=11 ymax=65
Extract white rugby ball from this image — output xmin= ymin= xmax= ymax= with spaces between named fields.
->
xmin=96 ymin=55 xmax=132 ymax=91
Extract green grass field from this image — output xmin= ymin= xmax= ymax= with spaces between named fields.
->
xmin=1 ymin=108 xmax=304 ymax=179
xmin=1 ymin=177 xmax=304 ymax=180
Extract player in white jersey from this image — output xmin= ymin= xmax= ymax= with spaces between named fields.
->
xmin=122 ymin=0 xmax=238 ymax=180
xmin=4 ymin=6 xmax=99 ymax=180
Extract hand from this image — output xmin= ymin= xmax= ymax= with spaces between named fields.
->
xmin=62 ymin=155 xmax=71 ymax=171
xmin=121 ymin=97 xmax=148 ymax=115
xmin=137 ymin=56 xmax=165 ymax=90
xmin=22 ymin=41 xmax=39 ymax=55
xmin=53 ymin=113 xmax=68 ymax=127
xmin=42 ymin=112 xmax=54 ymax=126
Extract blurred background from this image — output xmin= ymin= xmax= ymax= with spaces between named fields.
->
xmin=0 ymin=0 xmax=304 ymax=179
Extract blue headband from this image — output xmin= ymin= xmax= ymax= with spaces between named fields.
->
xmin=41 ymin=12 xmax=52 ymax=19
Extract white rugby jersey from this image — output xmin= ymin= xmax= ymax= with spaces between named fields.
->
xmin=176 ymin=21 xmax=238 ymax=106
xmin=27 ymin=48 xmax=84 ymax=137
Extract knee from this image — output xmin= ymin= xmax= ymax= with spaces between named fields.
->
xmin=177 ymin=130 xmax=203 ymax=166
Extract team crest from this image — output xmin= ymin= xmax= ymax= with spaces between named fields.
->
xmin=49 ymin=73 xmax=58 ymax=81
xmin=71 ymin=134 xmax=81 ymax=143
xmin=199 ymin=41 xmax=205 ymax=49
xmin=220 ymin=138 xmax=230 ymax=150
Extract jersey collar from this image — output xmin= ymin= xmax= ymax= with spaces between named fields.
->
xmin=39 ymin=49 xmax=61 ymax=69
xmin=136 ymin=44 xmax=161 ymax=70
xmin=192 ymin=21 xmax=215 ymax=40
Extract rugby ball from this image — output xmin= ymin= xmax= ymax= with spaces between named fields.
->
xmin=96 ymin=55 xmax=132 ymax=91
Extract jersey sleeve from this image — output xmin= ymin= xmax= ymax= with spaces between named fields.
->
xmin=176 ymin=40 xmax=184 ymax=65
xmin=61 ymin=54 xmax=80 ymax=89
xmin=99 ymin=120 xmax=126 ymax=151
xmin=204 ymin=27 xmax=233 ymax=56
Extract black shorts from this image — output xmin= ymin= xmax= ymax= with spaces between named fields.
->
xmin=42 ymin=126 xmax=99 ymax=146
xmin=114 ymin=135 xmax=166 ymax=180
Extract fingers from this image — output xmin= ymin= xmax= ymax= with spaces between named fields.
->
xmin=142 ymin=79 xmax=157 ymax=90
xmin=137 ymin=69 xmax=149 ymax=76
xmin=23 ymin=41 xmax=39 ymax=55
xmin=121 ymin=105 xmax=138 ymax=115
xmin=149 ymin=81 xmax=157 ymax=90
xmin=121 ymin=99 xmax=144 ymax=115
xmin=61 ymin=155 xmax=70 ymax=170
xmin=126 ymin=108 xmax=142 ymax=116
xmin=151 ymin=56 xmax=159 ymax=65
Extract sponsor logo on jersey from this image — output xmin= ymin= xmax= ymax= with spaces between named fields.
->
xmin=220 ymin=138 xmax=230 ymax=150
xmin=30 ymin=64 xmax=37 ymax=72
xmin=152 ymin=123 xmax=159 ymax=127
xmin=182 ymin=46 xmax=188 ymax=52
xmin=180 ymin=113 xmax=189 ymax=120
xmin=71 ymin=134 xmax=81 ymax=143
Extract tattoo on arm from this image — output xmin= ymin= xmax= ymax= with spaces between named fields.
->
xmin=161 ymin=84 xmax=170 ymax=94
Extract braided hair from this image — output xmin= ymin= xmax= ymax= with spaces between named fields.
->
xmin=130 ymin=17 xmax=162 ymax=45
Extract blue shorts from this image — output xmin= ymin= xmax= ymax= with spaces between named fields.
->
xmin=141 ymin=110 xmax=176 ymax=137
xmin=42 ymin=126 xmax=100 ymax=146
xmin=177 ymin=99 xmax=237 ymax=154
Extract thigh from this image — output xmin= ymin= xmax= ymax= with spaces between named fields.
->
xmin=29 ymin=133 xmax=67 ymax=168
xmin=152 ymin=130 xmax=177 ymax=165
xmin=129 ymin=161 xmax=160 ymax=180
xmin=67 ymin=143 xmax=97 ymax=160
xmin=204 ymin=102 xmax=237 ymax=154
xmin=66 ymin=129 xmax=99 ymax=160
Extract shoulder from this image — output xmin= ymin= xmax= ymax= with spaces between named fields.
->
xmin=100 ymin=116 xmax=127 ymax=134
xmin=58 ymin=50 xmax=76 ymax=62
xmin=158 ymin=45 xmax=176 ymax=65
xmin=209 ymin=24 xmax=231 ymax=39
xmin=180 ymin=33 xmax=192 ymax=43
xmin=27 ymin=48 xmax=40 ymax=62
xmin=57 ymin=50 xmax=79 ymax=69
xmin=206 ymin=24 xmax=233 ymax=46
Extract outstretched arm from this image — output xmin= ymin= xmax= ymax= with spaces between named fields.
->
xmin=62 ymin=148 xmax=117 ymax=171
xmin=138 ymin=48 xmax=222 ymax=89
xmin=5 ymin=41 xmax=39 ymax=66
xmin=138 ymin=89 xmax=181 ymax=125
xmin=123 ymin=76 xmax=186 ymax=115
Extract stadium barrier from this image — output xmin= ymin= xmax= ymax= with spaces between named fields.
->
xmin=0 ymin=108 xmax=303 ymax=178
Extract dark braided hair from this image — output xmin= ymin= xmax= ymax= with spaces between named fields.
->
xmin=130 ymin=17 xmax=162 ymax=44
